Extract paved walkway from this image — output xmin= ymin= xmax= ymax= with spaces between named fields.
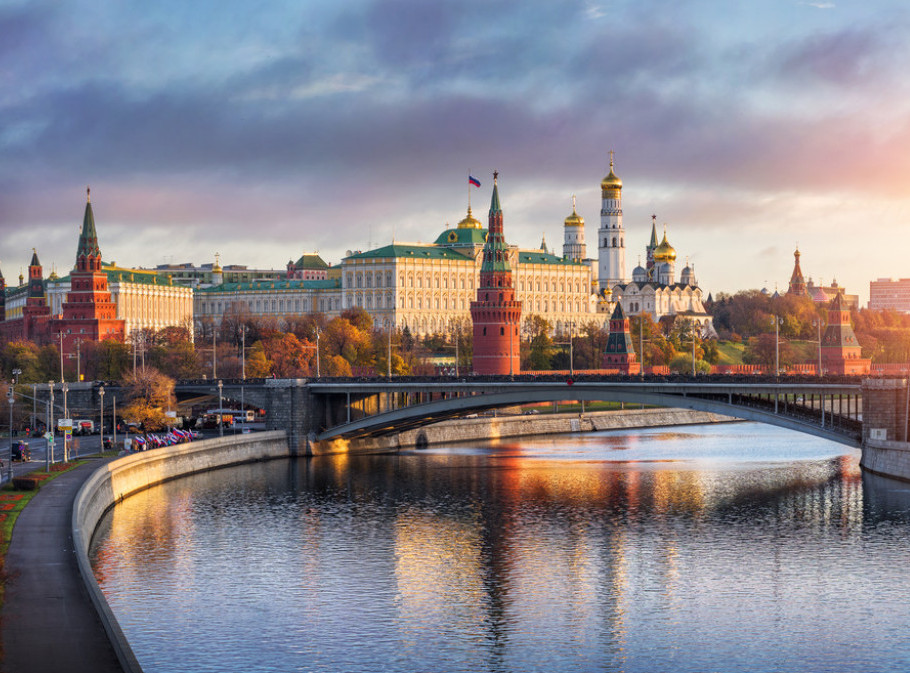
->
xmin=2 ymin=459 xmax=125 ymax=673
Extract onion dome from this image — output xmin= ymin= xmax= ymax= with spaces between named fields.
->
xmin=212 ymin=252 xmax=222 ymax=273
xmin=652 ymin=230 xmax=677 ymax=263
xmin=632 ymin=264 xmax=647 ymax=283
xmin=601 ymin=151 xmax=622 ymax=198
xmin=457 ymin=206 xmax=483 ymax=229
xmin=564 ymin=195 xmax=584 ymax=227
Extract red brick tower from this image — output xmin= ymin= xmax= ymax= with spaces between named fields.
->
xmin=603 ymin=303 xmax=641 ymax=374
xmin=470 ymin=172 xmax=521 ymax=375
xmin=821 ymin=291 xmax=870 ymax=375
xmin=54 ymin=188 xmax=125 ymax=353
xmin=21 ymin=249 xmax=51 ymax=340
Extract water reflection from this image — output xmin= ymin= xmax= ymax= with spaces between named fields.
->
xmin=91 ymin=424 xmax=910 ymax=673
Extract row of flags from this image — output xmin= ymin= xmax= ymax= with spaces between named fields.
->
xmin=129 ymin=428 xmax=200 ymax=450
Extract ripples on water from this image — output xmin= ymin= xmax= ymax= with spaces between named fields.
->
xmin=90 ymin=424 xmax=910 ymax=672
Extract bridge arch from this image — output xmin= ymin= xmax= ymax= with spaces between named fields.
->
xmin=315 ymin=383 xmax=862 ymax=448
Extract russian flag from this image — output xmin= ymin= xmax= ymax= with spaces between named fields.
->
xmin=469 ymin=175 xmax=481 ymax=188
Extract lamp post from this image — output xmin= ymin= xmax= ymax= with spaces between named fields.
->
xmin=640 ymin=311 xmax=646 ymax=379
xmin=772 ymin=316 xmax=783 ymax=377
xmin=75 ymin=339 xmax=82 ymax=381
xmin=212 ymin=328 xmax=217 ymax=380
xmin=99 ymin=386 xmax=105 ymax=453
xmin=58 ymin=332 xmax=64 ymax=383
xmin=7 ymin=386 xmax=14 ymax=483
xmin=812 ymin=319 xmax=823 ymax=376
xmin=62 ymin=382 xmax=69 ymax=462
xmin=47 ymin=381 xmax=54 ymax=470
xmin=315 ymin=329 xmax=321 ymax=378
xmin=32 ymin=383 xmax=36 ymax=435
xmin=569 ymin=321 xmax=574 ymax=377
xmin=388 ymin=323 xmax=394 ymax=379
xmin=217 ymin=379 xmax=224 ymax=438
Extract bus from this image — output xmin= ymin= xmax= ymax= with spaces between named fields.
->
xmin=203 ymin=409 xmax=255 ymax=427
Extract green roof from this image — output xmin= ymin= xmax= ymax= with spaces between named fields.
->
xmin=434 ymin=228 xmax=488 ymax=246
xmin=198 ymin=278 xmax=341 ymax=293
xmin=515 ymin=251 xmax=586 ymax=266
xmin=346 ymin=244 xmax=473 ymax=262
xmin=291 ymin=253 xmax=329 ymax=269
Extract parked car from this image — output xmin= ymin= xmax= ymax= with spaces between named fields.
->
xmin=74 ymin=419 xmax=95 ymax=435
xmin=11 ymin=440 xmax=31 ymax=462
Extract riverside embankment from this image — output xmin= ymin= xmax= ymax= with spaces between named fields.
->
xmin=861 ymin=439 xmax=910 ymax=483
xmin=72 ymin=431 xmax=292 ymax=673
xmin=313 ymin=407 xmax=737 ymax=453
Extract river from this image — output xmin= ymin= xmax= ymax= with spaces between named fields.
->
xmin=90 ymin=423 xmax=910 ymax=673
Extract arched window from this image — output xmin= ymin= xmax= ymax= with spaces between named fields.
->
xmin=612 ymin=237 xmax=617 ymax=246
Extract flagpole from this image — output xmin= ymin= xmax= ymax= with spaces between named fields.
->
xmin=468 ymin=169 xmax=471 ymax=210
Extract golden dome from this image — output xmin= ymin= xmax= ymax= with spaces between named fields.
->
xmin=212 ymin=252 xmax=222 ymax=273
xmin=564 ymin=195 xmax=584 ymax=227
xmin=601 ymin=151 xmax=622 ymax=194
xmin=457 ymin=206 xmax=483 ymax=229
xmin=653 ymin=231 xmax=676 ymax=262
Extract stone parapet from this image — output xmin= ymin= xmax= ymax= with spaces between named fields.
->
xmin=861 ymin=438 xmax=910 ymax=483
xmin=72 ymin=431 xmax=290 ymax=673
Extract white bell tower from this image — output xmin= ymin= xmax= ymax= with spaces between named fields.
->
xmin=598 ymin=151 xmax=626 ymax=293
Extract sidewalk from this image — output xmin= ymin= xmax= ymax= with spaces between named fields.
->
xmin=2 ymin=459 xmax=125 ymax=673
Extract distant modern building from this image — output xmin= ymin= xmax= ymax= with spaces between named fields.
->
xmin=154 ymin=256 xmax=284 ymax=289
xmin=869 ymin=278 xmax=910 ymax=313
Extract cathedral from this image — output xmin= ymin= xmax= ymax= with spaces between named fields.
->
xmin=585 ymin=155 xmax=715 ymax=336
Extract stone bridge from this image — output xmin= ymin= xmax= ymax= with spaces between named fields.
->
xmin=19 ymin=377 xmax=910 ymax=457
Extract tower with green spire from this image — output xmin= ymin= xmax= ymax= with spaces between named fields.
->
xmin=55 ymin=187 xmax=125 ymax=356
xmin=470 ymin=172 xmax=522 ymax=375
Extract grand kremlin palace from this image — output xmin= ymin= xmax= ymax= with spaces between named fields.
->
xmin=195 ymin=209 xmax=595 ymax=336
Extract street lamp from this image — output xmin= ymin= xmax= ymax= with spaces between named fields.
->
xmin=7 ymin=386 xmax=14 ymax=483
xmin=47 ymin=381 xmax=54 ymax=470
xmin=62 ymin=382 xmax=69 ymax=462
xmin=217 ymin=379 xmax=224 ymax=438
xmin=99 ymin=386 xmax=105 ymax=453
xmin=812 ymin=319 xmax=823 ymax=376
xmin=315 ymin=329 xmax=321 ymax=378
xmin=12 ymin=368 xmax=21 ymax=385
xmin=569 ymin=321 xmax=575 ymax=377
xmin=772 ymin=315 xmax=783 ymax=377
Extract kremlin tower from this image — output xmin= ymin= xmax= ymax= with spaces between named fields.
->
xmin=603 ymin=303 xmax=640 ymax=374
xmin=53 ymin=188 xmax=125 ymax=353
xmin=820 ymin=292 xmax=870 ymax=375
xmin=470 ymin=172 xmax=522 ymax=375
xmin=598 ymin=151 xmax=626 ymax=292
xmin=787 ymin=247 xmax=806 ymax=296
xmin=21 ymin=249 xmax=51 ymax=339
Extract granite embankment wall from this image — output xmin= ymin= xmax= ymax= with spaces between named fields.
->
xmin=316 ymin=408 xmax=737 ymax=453
xmin=861 ymin=439 xmax=910 ymax=483
xmin=72 ymin=431 xmax=292 ymax=673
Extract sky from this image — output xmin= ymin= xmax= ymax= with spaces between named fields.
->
xmin=2 ymin=0 xmax=910 ymax=304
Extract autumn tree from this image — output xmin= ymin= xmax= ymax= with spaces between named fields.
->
xmin=120 ymin=367 xmax=177 ymax=435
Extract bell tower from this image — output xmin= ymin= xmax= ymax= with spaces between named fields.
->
xmin=598 ymin=150 xmax=626 ymax=293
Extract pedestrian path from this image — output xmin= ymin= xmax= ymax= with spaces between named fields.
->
xmin=2 ymin=459 xmax=125 ymax=673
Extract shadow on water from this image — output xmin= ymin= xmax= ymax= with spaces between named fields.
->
xmin=862 ymin=470 xmax=910 ymax=522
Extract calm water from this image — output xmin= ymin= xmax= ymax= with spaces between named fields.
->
xmin=90 ymin=423 xmax=910 ymax=673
